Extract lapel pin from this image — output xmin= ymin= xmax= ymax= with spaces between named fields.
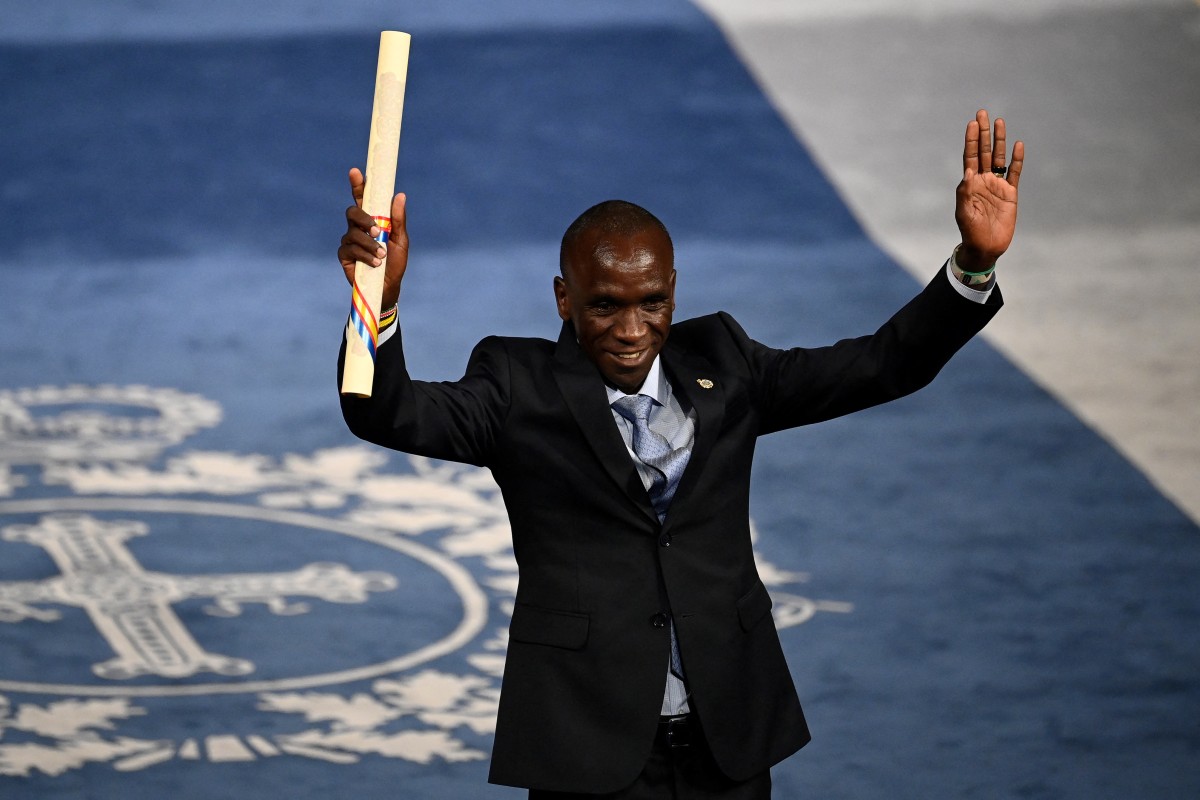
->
xmin=696 ymin=379 xmax=714 ymax=389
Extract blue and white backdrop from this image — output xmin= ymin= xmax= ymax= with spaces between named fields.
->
xmin=2 ymin=2 xmax=1197 ymax=798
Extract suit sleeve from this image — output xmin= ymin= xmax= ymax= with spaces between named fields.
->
xmin=338 ymin=325 xmax=510 ymax=467
xmin=726 ymin=269 xmax=1002 ymax=435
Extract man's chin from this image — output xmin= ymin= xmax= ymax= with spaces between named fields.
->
xmin=602 ymin=363 xmax=651 ymax=394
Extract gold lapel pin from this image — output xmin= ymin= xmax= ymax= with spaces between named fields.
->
xmin=696 ymin=379 xmax=714 ymax=389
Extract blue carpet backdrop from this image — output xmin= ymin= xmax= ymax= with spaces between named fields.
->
xmin=1 ymin=3 xmax=1197 ymax=798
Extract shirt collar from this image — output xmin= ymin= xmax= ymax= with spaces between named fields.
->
xmin=605 ymin=356 xmax=668 ymax=407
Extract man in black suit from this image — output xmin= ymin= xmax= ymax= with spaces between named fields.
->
xmin=337 ymin=110 xmax=1024 ymax=798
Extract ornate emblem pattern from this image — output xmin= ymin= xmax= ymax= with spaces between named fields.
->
xmin=0 ymin=385 xmax=851 ymax=778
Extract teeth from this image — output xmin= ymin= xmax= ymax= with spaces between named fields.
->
xmin=615 ymin=351 xmax=643 ymax=360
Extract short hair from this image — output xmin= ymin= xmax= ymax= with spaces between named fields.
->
xmin=559 ymin=200 xmax=673 ymax=276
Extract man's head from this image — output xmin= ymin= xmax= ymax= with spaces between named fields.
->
xmin=555 ymin=201 xmax=676 ymax=394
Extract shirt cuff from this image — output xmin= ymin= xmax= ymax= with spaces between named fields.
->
xmin=944 ymin=257 xmax=996 ymax=304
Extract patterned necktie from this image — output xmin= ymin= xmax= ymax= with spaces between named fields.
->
xmin=611 ymin=393 xmax=691 ymax=685
xmin=610 ymin=394 xmax=690 ymax=521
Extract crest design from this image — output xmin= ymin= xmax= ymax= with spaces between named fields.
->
xmin=0 ymin=385 xmax=850 ymax=778
xmin=0 ymin=385 xmax=221 ymax=467
xmin=2 ymin=513 xmax=396 ymax=680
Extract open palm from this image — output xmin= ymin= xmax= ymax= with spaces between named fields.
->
xmin=954 ymin=110 xmax=1025 ymax=271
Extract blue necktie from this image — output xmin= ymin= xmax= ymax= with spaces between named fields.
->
xmin=612 ymin=393 xmax=690 ymax=684
xmin=610 ymin=394 xmax=690 ymax=521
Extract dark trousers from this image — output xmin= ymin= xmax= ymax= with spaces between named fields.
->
xmin=529 ymin=716 xmax=771 ymax=800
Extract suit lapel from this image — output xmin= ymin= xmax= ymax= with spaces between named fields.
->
xmin=661 ymin=341 xmax=725 ymax=521
xmin=551 ymin=323 xmax=659 ymax=524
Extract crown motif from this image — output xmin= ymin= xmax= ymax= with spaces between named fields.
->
xmin=0 ymin=385 xmax=221 ymax=464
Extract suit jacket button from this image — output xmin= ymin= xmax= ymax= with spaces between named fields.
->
xmin=658 ymin=533 xmax=671 ymax=547
xmin=650 ymin=613 xmax=668 ymax=628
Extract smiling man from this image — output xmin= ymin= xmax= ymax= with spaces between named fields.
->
xmin=554 ymin=202 xmax=677 ymax=394
xmin=338 ymin=110 xmax=1023 ymax=799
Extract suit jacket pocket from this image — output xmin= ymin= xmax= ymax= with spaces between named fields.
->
xmin=509 ymin=603 xmax=590 ymax=650
xmin=736 ymin=580 xmax=774 ymax=632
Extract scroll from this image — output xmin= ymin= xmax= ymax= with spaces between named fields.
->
xmin=341 ymin=31 xmax=411 ymax=397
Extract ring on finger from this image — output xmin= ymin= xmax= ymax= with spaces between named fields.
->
xmin=991 ymin=166 xmax=1008 ymax=177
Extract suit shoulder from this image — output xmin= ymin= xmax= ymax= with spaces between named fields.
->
xmin=470 ymin=334 xmax=555 ymax=363
xmin=479 ymin=334 xmax=555 ymax=351
xmin=670 ymin=312 xmax=752 ymax=345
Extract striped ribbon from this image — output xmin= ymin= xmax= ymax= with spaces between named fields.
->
xmin=346 ymin=216 xmax=393 ymax=361
xmin=348 ymin=282 xmax=378 ymax=360
xmin=372 ymin=215 xmax=392 ymax=245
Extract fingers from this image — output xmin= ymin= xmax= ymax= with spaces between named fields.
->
xmin=338 ymin=175 xmax=410 ymax=300
xmin=345 ymin=204 xmax=384 ymax=252
xmin=977 ymin=109 xmax=992 ymax=174
xmin=381 ymin=193 xmax=409 ymax=308
xmin=390 ymin=192 xmax=408 ymax=252
xmin=339 ymin=203 xmax=386 ymax=273
xmin=963 ymin=118 xmax=979 ymax=173
xmin=348 ymin=167 xmax=365 ymax=208
xmin=337 ymin=238 xmax=384 ymax=273
xmin=1008 ymin=139 xmax=1025 ymax=190
xmin=345 ymin=202 xmax=376 ymax=233
xmin=992 ymin=117 xmax=1007 ymax=170
xmin=964 ymin=109 xmax=1017 ymax=178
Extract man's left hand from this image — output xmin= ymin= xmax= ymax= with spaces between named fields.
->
xmin=954 ymin=109 xmax=1025 ymax=273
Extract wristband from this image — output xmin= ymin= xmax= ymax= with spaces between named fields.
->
xmin=952 ymin=245 xmax=997 ymax=283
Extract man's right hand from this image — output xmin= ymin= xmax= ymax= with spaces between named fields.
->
xmin=337 ymin=167 xmax=408 ymax=310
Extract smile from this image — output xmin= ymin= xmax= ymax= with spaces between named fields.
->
xmin=612 ymin=350 xmax=645 ymax=361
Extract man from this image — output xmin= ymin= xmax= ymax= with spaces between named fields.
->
xmin=337 ymin=110 xmax=1024 ymax=798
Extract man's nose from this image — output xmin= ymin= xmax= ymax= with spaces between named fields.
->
xmin=613 ymin=309 xmax=645 ymax=341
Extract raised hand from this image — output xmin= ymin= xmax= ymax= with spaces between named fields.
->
xmin=337 ymin=167 xmax=409 ymax=310
xmin=954 ymin=109 xmax=1024 ymax=273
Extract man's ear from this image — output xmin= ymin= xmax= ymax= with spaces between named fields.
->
xmin=553 ymin=275 xmax=571 ymax=322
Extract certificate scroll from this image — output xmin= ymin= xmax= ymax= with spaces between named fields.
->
xmin=341 ymin=31 xmax=411 ymax=398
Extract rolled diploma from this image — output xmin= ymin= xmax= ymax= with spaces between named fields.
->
xmin=341 ymin=31 xmax=411 ymax=397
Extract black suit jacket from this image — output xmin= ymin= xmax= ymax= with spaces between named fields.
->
xmin=340 ymin=271 xmax=1001 ymax=793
